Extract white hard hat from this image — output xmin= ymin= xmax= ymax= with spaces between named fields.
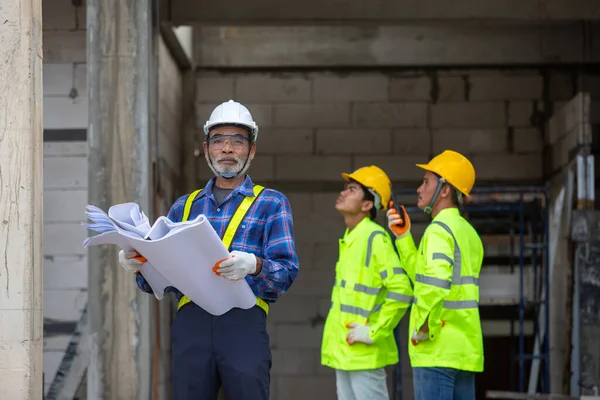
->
xmin=203 ymin=100 xmax=259 ymax=142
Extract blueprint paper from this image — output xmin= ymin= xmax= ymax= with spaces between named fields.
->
xmin=107 ymin=202 xmax=152 ymax=237
xmin=82 ymin=203 xmax=258 ymax=315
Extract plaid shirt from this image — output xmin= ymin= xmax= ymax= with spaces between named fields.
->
xmin=135 ymin=175 xmax=299 ymax=303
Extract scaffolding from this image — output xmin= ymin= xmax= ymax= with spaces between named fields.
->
xmin=392 ymin=186 xmax=550 ymax=397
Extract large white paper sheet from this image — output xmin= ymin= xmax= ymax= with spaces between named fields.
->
xmin=82 ymin=203 xmax=257 ymax=316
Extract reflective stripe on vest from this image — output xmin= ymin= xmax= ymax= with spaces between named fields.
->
xmin=365 ymin=231 xmax=385 ymax=267
xmin=333 ymin=277 xmax=413 ymax=304
xmin=177 ymin=184 xmax=270 ymax=315
xmin=331 ymin=265 xmax=414 ymax=319
xmin=414 ymin=220 xmax=478 ymax=310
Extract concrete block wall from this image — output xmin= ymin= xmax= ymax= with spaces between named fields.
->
xmin=547 ymin=74 xmax=600 ymax=203
xmin=547 ymin=92 xmax=593 ymax=173
xmin=41 ymin=0 xmax=92 ymax=393
xmin=195 ymin=68 xmax=579 ymax=400
xmin=43 ymin=0 xmax=85 ymax=64
xmin=196 ymin=69 xmax=583 ymax=186
xmin=41 ymin=0 xmax=185 ymax=394
xmin=42 ymin=61 xmax=88 ymax=398
xmin=43 ymin=140 xmax=88 ymax=396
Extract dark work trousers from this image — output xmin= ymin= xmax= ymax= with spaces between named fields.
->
xmin=171 ymin=302 xmax=272 ymax=400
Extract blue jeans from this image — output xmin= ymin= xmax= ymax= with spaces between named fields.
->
xmin=413 ymin=367 xmax=475 ymax=400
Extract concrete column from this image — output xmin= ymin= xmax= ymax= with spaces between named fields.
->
xmin=0 ymin=0 xmax=44 ymax=399
xmin=181 ymin=69 xmax=200 ymax=193
xmin=86 ymin=0 xmax=153 ymax=398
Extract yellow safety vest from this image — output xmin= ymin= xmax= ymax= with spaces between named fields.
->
xmin=395 ymin=207 xmax=484 ymax=372
xmin=176 ymin=184 xmax=270 ymax=315
xmin=321 ymin=217 xmax=413 ymax=371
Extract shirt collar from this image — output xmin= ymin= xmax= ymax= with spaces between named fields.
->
xmin=432 ymin=207 xmax=460 ymax=221
xmin=197 ymin=175 xmax=256 ymax=199
xmin=342 ymin=217 xmax=372 ymax=245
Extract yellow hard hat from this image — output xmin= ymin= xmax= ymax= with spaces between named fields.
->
xmin=342 ymin=165 xmax=392 ymax=211
xmin=416 ymin=150 xmax=476 ymax=196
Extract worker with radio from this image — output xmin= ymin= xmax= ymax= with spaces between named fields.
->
xmin=386 ymin=150 xmax=484 ymax=399
xmin=118 ymin=100 xmax=299 ymax=400
xmin=321 ymin=166 xmax=414 ymax=400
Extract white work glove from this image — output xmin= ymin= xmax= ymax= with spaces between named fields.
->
xmin=215 ymin=250 xmax=257 ymax=281
xmin=410 ymin=328 xmax=429 ymax=345
xmin=118 ymin=250 xmax=145 ymax=274
xmin=411 ymin=320 xmax=444 ymax=345
xmin=346 ymin=322 xmax=374 ymax=345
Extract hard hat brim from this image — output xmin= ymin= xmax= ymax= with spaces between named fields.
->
xmin=415 ymin=163 xmax=432 ymax=172
xmin=204 ymin=121 xmax=258 ymax=135
xmin=341 ymin=172 xmax=370 ymax=187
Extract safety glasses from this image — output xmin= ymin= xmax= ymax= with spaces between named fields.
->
xmin=207 ymin=134 xmax=249 ymax=150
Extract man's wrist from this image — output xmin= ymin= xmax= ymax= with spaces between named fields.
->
xmin=253 ymin=256 xmax=263 ymax=275
xmin=420 ymin=316 xmax=430 ymax=333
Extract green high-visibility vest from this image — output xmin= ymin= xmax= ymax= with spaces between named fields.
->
xmin=396 ymin=207 xmax=485 ymax=372
xmin=321 ymin=217 xmax=414 ymax=371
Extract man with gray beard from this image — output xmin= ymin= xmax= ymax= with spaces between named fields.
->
xmin=118 ymin=100 xmax=300 ymax=400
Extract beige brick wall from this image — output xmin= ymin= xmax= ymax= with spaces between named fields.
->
xmin=194 ymin=68 xmax=580 ymax=400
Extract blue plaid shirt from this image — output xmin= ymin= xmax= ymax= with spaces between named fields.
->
xmin=135 ymin=175 xmax=299 ymax=303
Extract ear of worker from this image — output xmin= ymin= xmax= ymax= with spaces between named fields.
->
xmin=118 ymin=249 xmax=257 ymax=281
